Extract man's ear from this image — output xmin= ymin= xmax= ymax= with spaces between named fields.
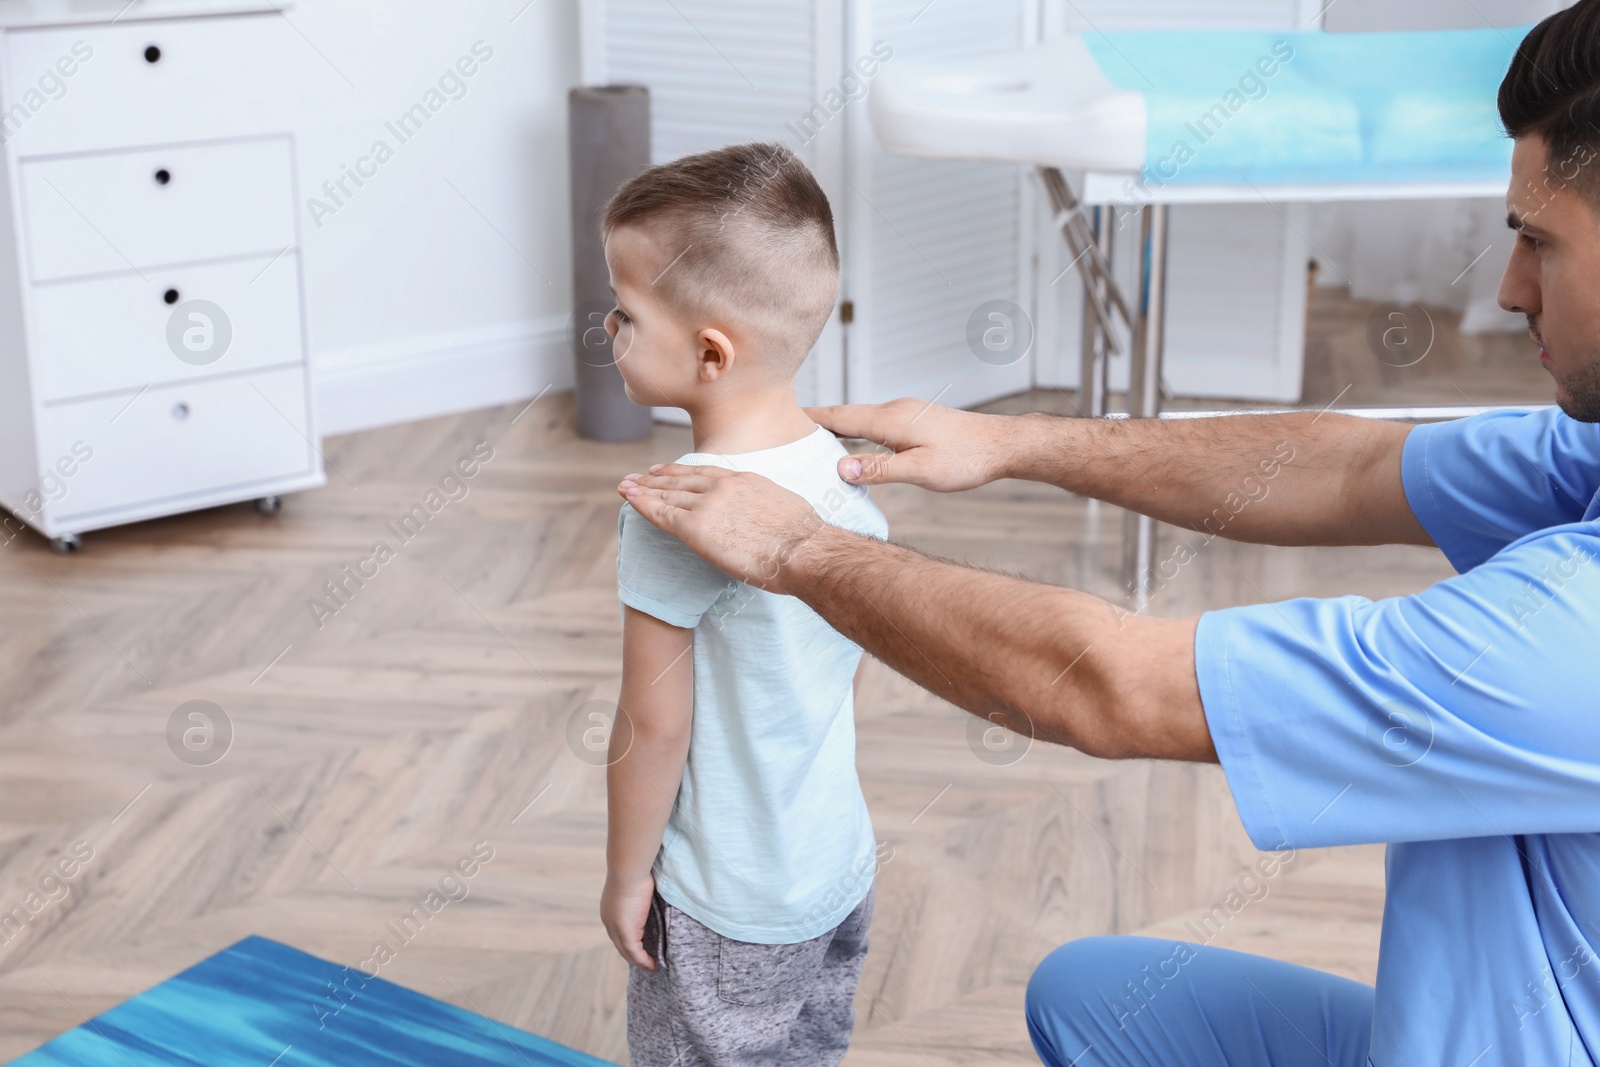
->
xmin=696 ymin=328 xmax=737 ymax=382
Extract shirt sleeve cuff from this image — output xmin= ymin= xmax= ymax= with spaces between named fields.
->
xmin=618 ymin=585 xmax=701 ymax=629
xmin=1195 ymin=608 xmax=1292 ymax=852
xmin=1401 ymin=421 xmax=1480 ymax=574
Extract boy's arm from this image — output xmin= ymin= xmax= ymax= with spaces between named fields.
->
xmin=602 ymin=605 xmax=695 ymax=970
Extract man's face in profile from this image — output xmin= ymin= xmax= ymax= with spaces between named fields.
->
xmin=1499 ymin=135 xmax=1600 ymax=422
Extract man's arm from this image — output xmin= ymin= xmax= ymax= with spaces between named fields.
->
xmin=602 ymin=605 xmax=694 ymax=970
xmin=809 ymin=401 xmax=1433 ymax=549
xmin=618 ymin=471 xmax=1213 ymax=763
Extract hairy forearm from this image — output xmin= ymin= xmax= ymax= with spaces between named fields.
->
xmin=605 ymin=728 xmax=690 ymax=883
xmin=789 ymin=526 xmax=1214 ymax=762
xmin=996 ymin=410 xmax=1427 ymax=548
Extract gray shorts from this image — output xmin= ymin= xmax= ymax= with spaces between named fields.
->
xmin=626 ymin=885 xmax=875 ymax=1067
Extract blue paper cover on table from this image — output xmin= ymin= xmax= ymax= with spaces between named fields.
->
xmin=1083 ymin=26 xmax=1531 ymax=186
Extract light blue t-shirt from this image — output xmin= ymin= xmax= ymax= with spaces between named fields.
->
xmin=1197 ymin=407 xmax=1600 ymax=1065
xmin=617 ymin=425 xmax=888 ymax=944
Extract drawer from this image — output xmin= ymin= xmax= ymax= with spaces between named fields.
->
xmin=39 ymin=365 xmax=313 ymax=522
xmin=32 ymin=253 xmax=304 ymax=401
xmin=19 ymin=137 xmax=296 ymax=283
xmin=2 ymin=13 xmax=296 ymax=155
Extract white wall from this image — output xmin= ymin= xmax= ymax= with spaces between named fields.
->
xmin=276 ymin=0 xmax=580 ymax=435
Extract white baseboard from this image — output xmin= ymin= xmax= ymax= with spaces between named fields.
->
xmin=315 ymin=318 xmax=575 ymax=437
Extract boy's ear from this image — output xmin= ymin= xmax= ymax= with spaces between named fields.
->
xmin=696 ymin=328 xmax=737 ymax=382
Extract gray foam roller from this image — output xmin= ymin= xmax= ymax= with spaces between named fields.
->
xmin=569 ymin=84 xmax=654 ymax=442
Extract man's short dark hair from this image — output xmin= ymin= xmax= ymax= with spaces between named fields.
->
xmin=1499 ymin=0 xmax=1600 ymax=199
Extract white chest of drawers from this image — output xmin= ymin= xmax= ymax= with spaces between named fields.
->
xmin=0 ymin=0 xmax=322 ymax=551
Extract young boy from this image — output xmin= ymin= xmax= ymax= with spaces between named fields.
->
xmin=597 ymin=142 xmax=887 ymax=1066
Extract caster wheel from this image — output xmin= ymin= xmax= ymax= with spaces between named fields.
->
xmin=254 ymin=495 xmax=283 ymax=516
xmin=50 ymin=533 xmax=81 ymax=554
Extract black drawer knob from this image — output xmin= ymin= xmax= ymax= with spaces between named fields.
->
xmin=163 ymin=288 xmax=180 ymax=305
xmin=145 ymin=45 xmax=161 ymax=64
xmin=154 ymin=169 xmax=171 ymax=185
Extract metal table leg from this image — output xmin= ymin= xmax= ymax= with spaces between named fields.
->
xmin=1037 ymin=168 xmax=1168 ymax=609
xmin=1123 ymin=204 xmax=1170 ymax=608
xmin=1078 ymin=205 xmax=1115 ymax=419
xmin=1040 ymin=167 xmax=1132 ymax=358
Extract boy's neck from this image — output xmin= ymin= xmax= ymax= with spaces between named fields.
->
xmin=685 ymin=387 xmax=816 ymax=456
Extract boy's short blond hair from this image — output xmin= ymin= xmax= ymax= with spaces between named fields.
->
xmin=602 ymin=142 xmax=840 ymax=376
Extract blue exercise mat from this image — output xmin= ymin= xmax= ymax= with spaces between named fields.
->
xmin=11 ymin=936 xmax=616 ymax=1066
xmin=1084 ymin=26 xmax=1532 ymax=186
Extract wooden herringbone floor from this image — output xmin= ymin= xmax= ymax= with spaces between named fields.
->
xmin=0 ymin=288 xmax=1546 ymax=1064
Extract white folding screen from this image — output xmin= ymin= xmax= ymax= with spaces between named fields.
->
xmin=841 ymin=0 xmax=1038 ymax=407
xmin=579 ymin=0 xmax=847 ymax=408
xmin=1033 ymin=0 xmax=1318 ymax=404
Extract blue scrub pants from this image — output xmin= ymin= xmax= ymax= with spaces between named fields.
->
xmin=1025 ymin=937 xmax=1374 ymax=1066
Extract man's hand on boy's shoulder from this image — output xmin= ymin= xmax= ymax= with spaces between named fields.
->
xmin=619 ymin=465 xmax=845 ymax=596
xmin=807 ymin=399 xmax=1012 ymax=492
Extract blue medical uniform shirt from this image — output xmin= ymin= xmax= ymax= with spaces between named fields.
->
xmin=1196 ymin=408 xmax=1600 ymax=1066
